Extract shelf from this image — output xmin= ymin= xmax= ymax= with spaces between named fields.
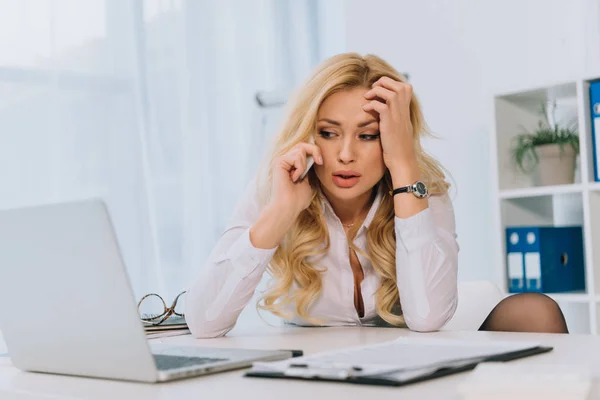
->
xmin=493 ymin=75 xmax=600 ymax=334
xmin=495 ymin=81 xmax=577 ymax=111
xmin=588 ymin=182 xmax=600 ymax=192
xmin=545 ymin=293 xmax=590 ymax=303
xmin=499 ymin=183 xmax=584 ymax=199
xmin=501 ymin=292 xmax=590 ymax=303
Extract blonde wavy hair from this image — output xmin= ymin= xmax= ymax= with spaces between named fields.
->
xmin=256 ymin=52 xmax=450 ymax=326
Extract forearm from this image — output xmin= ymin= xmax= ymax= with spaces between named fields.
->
xmin=186 ymin=205 xmax=298 ymax=338
xmin=396 ymin=233 xmax=458 ymax=332
xmin=250 ymin=204 xmax=299 ymax=249
xmin=185 ymin=227 xmax=277 ymax=338
xmin=389 ymin=160 xmax=428 ymax=219
xmin=394 ymin=196 xmax=459 ymax=332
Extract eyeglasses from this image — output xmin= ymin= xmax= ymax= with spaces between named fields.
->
xmin=137 ymin=291 xmax=186 ymax=326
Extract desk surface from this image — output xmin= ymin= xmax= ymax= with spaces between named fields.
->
xmin=0 ymin=325 xmax=598 ymax=399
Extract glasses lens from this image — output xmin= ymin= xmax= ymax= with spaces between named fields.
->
xmin=138 ymin=294 xmax=166 ymax=320
xmin=173 ymin=292 xmax=186 ymax=316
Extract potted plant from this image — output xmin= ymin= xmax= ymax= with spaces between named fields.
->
xmin=511 ymin=101 xmax=579 ymax=186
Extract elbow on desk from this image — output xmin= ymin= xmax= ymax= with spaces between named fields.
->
xmin=184 ymin=304 xmax=235 ymax=338
xmin=184 ymin=289 xmax=236 ymax=338
xmin=405 ymin=317 xmax=445 ymax=333
xmin=404 ymin=298 xmax=458 ymax=333
xmin=187 ymin=316 xmax=235 ymax=339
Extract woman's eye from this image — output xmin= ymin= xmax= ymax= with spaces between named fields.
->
xmin=360 ymin=133 xmax=380 ymax=141
xmin=318 ymin=130 xmax=336 ymax=138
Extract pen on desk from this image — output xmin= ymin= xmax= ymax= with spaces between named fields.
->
xmin=280 ymin=349 xmax=304 ymax=357
xmin=289 ymin=363 xmax=363 ymax=372
xmin=290 ymin=363 xmax=308 ymax=368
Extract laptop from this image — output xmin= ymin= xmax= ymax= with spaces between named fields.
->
xmin=0 ymin=198 xmax=292 ymax=383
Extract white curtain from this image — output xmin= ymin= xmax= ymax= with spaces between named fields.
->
xmin=0 ymin=0 xmax=345 ymax=303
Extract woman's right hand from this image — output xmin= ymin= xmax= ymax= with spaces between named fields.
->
xmin=269 ymin=141 xmax=323 ymax=216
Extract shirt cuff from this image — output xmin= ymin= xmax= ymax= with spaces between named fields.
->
xmin=223 ymin=228 xmax=278 ymax=277
xmin=395 ymin=208 xmax=437 ymax=253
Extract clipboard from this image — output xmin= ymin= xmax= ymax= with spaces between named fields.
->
xmin=244 ymin=338 xmax=553 ymax=387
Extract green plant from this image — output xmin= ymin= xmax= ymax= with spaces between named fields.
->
xmin=511 ymin=101 xmax=579 ymax=173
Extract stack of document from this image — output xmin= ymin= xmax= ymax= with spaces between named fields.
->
xmin=246 ymin=337 xmax=552 ymax=386
xmin=143 ymin=316 xmax=190 ymax=339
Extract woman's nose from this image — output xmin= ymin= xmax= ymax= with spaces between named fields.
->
xmin=337 ymin=138 xmax=356 ymax=164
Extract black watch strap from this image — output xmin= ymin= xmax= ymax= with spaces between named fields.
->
xmin=392 ymin=186 xmax=411 ymax=196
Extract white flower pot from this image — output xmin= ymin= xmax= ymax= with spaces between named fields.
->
xmin=533 ymin=143 xmax=577 ymax=186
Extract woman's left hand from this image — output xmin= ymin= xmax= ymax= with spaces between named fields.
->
xmin=362 ymin=77 xmax=416 ymax=171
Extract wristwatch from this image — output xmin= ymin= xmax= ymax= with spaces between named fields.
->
xmin=391 ymin=181 xmax=428 ymax=199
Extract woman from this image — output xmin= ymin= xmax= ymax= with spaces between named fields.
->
xmin=185 ymin=53 xmax=569 ymax=338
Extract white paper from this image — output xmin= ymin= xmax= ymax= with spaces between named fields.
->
xmin=525 ymin=253 xmax=541 ymax=279
xmin=525 ymin=252 xmax=542 ymax=290
xmin=251 ymin=336 xmax=542 ymax=378
xmin=595 ymin=117 xmax=600 ymax=181
xmin=508 ymin=252 xmax=524 ymax=279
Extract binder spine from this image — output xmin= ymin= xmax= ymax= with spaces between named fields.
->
xmin=589 ymin=81 xmax=600 ymax=182
xmin=506 ymin=229 xmax=526 ymax=293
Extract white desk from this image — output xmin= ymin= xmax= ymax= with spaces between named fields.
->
xmin=0 ymin=325 xmax=599 ymax=399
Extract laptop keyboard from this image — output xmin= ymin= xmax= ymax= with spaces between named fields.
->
xmin=153 ymin=354 xmax=228 ymax=371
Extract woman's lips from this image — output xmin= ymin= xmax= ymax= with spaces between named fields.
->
xmin=332 ymin=175 xmax=360 ymax=188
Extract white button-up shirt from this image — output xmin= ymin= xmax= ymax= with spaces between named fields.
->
xmin=185 ymin=178 xmax=459 ymax=338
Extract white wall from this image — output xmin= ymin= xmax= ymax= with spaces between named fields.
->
xmin=344 ymin=0 xmax=600 ymax=284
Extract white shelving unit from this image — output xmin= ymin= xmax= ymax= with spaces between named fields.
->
xmin=491 ymin=76 xmax=600 ymax=334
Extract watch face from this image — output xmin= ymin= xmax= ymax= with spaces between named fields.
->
xmin=416 ymin=181 xmax=427 ymax=195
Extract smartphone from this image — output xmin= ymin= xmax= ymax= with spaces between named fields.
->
xmin=299 ymin=136 xmax=316 ymax=181
xmin=299 ymin=156 xmax=314 ymax=180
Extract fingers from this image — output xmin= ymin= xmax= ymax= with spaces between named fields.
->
xmin=274 ymin=140 xmax=324 ymax=182
xmin=372 ymin=76 xmax=411 ymax=93
xmin=290 ymin=154 xmax=307 ymax=182
xmin=293 ymin=141 xmax=323 ymax=181
xmin=296 ymin=142 xmax=323 ymax=165
xmin=364 ymin=85 xmax=395 ymax=103
xmin=278 ymin=149 xmax=314 ymax=183
xmin=362 ymin=100 xmax=387 ymax=115
xmin=364 ymin=77 xmax=412 ymax=115
xmin=372 ymin=77 xmax=412 ymax=101
xmin=298 ymin=156 xmax=315 ymax=181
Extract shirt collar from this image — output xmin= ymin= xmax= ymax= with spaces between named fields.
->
xmin=319 ymin=184 xmax=384 ymax=231
xmin=362 ymin=185 xmax=383 ymax=229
